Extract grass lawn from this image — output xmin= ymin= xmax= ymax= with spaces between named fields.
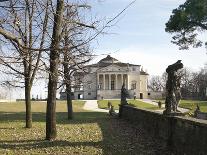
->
xmin=179 ymin=100 xmax=207 ymax=114
xmin=157 ymin=99 xmax=207 ymax=114
xmin=97 ymin=100 xmax=161 ymax=110
xmin=0 ymin=100 xmax=170 ymax=154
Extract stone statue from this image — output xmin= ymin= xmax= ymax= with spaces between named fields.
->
xmin=121 ymin=83 xmax=128 ymax=105
xmin=109 ymin=105 xmax=115 ymax=115
xmin=163 ymin=60 xmax=183 ymax=115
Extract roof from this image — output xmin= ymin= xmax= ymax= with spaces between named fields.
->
xmin=87 ymin=55 xmax=140 ymax=68
xmin=98 ymin=55 xmax=119 ymax=63
xmin=74 ymin=55 xmax=148 ymax=75
xmin=87 ymin=62 xmax=140 ymax=68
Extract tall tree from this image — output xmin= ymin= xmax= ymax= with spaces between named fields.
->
xmin=0 ymin=0 xmax=50 ymax=128
xmin=61 ymin=4 xmax=93 ymax=120
xmin=165 ymin=0 xmax=207 ymax=50
xmin=46 ymin=0 xmax=64 ymax=140
xmin=148 ymin=75 xmax=165 ymax=91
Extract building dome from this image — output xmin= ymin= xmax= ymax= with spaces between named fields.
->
xmin=98 ymin=55 xmax=120 ymax=64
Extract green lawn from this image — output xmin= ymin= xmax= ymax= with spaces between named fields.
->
xmin=98 ymin=100 xmax=161 ymax=110
xmin=157 ymin=99 xmax=207 ymax=113
xmin=179 ymin=100 xmax=207 ymax=113
xmin=0 ymin=100 xmax=169 ymax=154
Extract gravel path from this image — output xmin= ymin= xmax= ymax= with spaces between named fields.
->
xmin=83 ymin=100 xmax=119 ymax=113
xmin=83 ymin=100 xmax=109 ymax=112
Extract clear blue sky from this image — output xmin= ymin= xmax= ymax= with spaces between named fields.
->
xmin=88 ymin=0 xmax=207 ymax=75
xmin=9 ymin=0 xmax=207 ymax=99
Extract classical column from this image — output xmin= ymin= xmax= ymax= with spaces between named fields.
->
xmin=103 ymin=74 xmax=105 ymax=90
xmin=115 ymin=74 xmax=118 ymax=90
xmin=125 ymin=74 xmax=128 ymax=89
xmin=109 ymin=74 xmax=111 ymax=90
xmin=97 ymin=73 xmax=99 ymax=89
xmin=126 ymin=74 xmax=129 ymax=90
xmin=121 ymin=74 xmax=123 ymax=89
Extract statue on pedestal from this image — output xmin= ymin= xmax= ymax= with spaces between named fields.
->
xmin=163 ymin=60 xmax=183 ymax=115
xmin=119 ymin=83 xmax=129 ymax=117
xmin=121 ymin=83 xmax=128 ymax=105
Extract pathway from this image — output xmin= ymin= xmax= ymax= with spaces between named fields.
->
xmin=83 ymin=99 xmax=188 ymax=113
xmin=83 ymin=100 xmax=108 ymax=112
xmin=138 ymin=99 xmax=189 ymax=113
xmin=83 ymin=100 xmax=119 ymax=113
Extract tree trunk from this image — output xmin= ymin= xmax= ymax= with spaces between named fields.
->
xmin=46 ymin=72 xmax=58 ymax=140
xmin=66 ymin=80 xmax=73 ymax=119
xmin=46 ymin=0 xmax=64 ymax=141
xmin=25 ymin=78 xmax=32 ymax=128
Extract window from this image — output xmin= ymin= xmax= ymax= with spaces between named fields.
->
xmin=133 ymin=67 xmax=136 ymax=71
xmin=111 ymin=81 xmax=115 ymax=90
xmin=131 ymin=83 xmax=136 ymax=90
xmin=88 ymin=92 xmax=91 ymax=95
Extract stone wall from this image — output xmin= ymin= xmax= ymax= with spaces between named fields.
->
xmin=148 ymin=91 xmax=164 ymax=100
xmin=120 ymin=105 xmax=207 ymax=154
xmin=140 ymin=75 xmax=148 ymax=98
xmin=83 ymin=72 xmax=97 ymax=99
xmin=97 ymin=90 xmax=121 ymax=99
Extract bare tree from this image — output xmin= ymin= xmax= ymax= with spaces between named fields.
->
xmin=0 ymin=0 xmax=50 ymax=128
xmin=46 ymin=0 xmax=64 ymax=140
xmin=60 ymin=3 xmax=94 ymax=120
xmin=148 ymin=75 xmax=165 ymax=92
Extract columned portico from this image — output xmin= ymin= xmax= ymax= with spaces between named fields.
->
xmin=97 ymin=73 xmax=129 ymax=90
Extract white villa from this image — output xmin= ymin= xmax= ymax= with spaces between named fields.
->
xmin=60 ymin=55 xmax=149 ymax=100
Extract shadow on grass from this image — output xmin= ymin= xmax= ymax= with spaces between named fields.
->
xmin=0 ymin=111 xmax=170 ymax=154
xmin=0 ymin=111 xmax=107 ymax=124
xmin=0 ymin=127 xmax=15 ymax=130
xmin=0 ymin=139 xmax=101 ymax=150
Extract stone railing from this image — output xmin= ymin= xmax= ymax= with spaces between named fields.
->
xmin=119 ymin=105 xmax=207 ymax=154
xmin=196 ymin=111 xmax=207 ymax=120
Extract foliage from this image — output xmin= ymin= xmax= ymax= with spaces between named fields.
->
xmin=97 ymin=100 xmax=160 ymax=110
xmin=165 ymin=0 xmax=207 ymax=49
xmin=0 ymin=101 xmax=170 ymax=154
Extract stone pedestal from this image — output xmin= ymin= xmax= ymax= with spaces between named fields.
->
xmin=163 ymin=110 xmax=184 ymax=116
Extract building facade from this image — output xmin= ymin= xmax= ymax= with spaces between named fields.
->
xmin=61 ymin=55 xmax=149 ymax=100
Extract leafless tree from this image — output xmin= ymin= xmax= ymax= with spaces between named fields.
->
xmin=0 ymin=0 xmax=51 ymax=128
xmin=59 ymin=2 xmax=95 ymax=120
xmin=148 ymin=75 xmax=165 ymax=92
xmin=0 ymin=0 xmax=136 ymax=140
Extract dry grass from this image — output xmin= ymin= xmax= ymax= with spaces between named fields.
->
xmin=0 ymin=100 xmax=170 ymax=154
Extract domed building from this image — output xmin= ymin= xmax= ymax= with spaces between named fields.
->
xmin=61 ymin=55 xmax=149 ymax=100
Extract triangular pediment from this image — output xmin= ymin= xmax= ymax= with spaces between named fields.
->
xmin=97 ymin=64 xmax=128 ymax=72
